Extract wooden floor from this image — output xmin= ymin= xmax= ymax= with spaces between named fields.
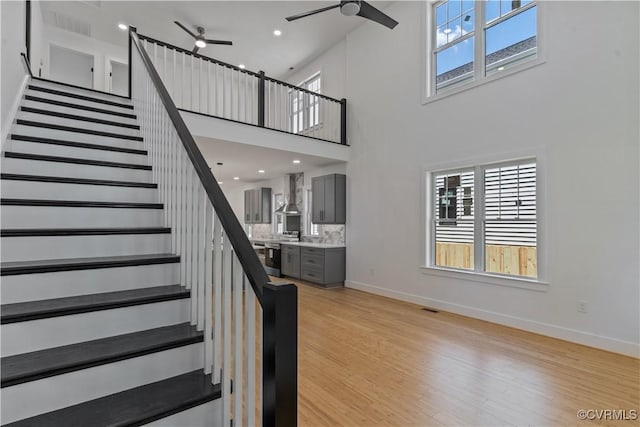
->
xmin=280 ymin=280 xmax=639 ymax=426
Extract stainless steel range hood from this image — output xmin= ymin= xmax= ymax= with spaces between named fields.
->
xmin=275 ymin=174 xmax=301 ymax=215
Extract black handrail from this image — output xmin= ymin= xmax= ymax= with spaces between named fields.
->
xmin=20 ymin=52 xmax=33 ymax=77
xmin=130 ymin=27 xmax=298 ymax=427
xmin=130 ymin=28 xmax=269 ymax=304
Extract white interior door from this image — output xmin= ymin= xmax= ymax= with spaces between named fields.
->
xmin=109 ymin=60 xmax=128 ymax=96
xmin=49 ymin=45 xmax=94 ymax=89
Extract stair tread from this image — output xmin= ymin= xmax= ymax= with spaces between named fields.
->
xmin=0 ymin=173 xmax=156 ymax=188
xmin=10 ymin=134 xmax=147 ymax=155
xmin=28 ymin=85 xmax=133 ymax=109
xmin=1 ymin=227 xmax=170 ymax=237
xmin=1 ymin=285 xmax=188 ymax=324
xmin=16 ymin=120 xmax=143 ymax=141
xmin=4 ymin=152 xmax=151 ymax=170
xmin=0 ymin=199 xmax=162 ymax=208
xmin=20 ymin=106 xmax=140 ymax=130
xmin=24 ymin=95 xmax=137 ymax=119
xmin=1 ymin=323 xmax=202 ymax=387
xmin=3 ymin=370 xmax=220 ymax=427
xmin=0 ymin=253 xmax=179 ymax=276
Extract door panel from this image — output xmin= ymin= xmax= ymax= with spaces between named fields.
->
xmin=49 ymin=45 xmax=93 ymax=89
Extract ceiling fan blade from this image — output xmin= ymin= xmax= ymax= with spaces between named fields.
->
xmin=285 ymin=4 xmax=340 ymax=21
xmin=175 ymin=21 xmax=197 ymax=38
xmin=205 ymin=39 xmax=233 ymax=46
xmin=192 ymin=46 xmax=200 ymax=54
xmin=357 ymin=1 xmax=398 ymax=29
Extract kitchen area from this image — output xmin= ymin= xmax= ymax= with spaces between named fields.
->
xmin=244 ymin=171 xmax=346 ymax=288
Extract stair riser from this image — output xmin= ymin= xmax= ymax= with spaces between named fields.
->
xmin=1 ymin=299 xmax=191 ymax=357
xmin=145 ymin=398 xmax=221 ymax=426
xmin=29 ymin=80 xmax=133 ymax=103
xmin=1 ymin=180 xmax=158 ymax=203
xmin=0 ymin=342 xmax=204 ymax=425
xmin=2 ymin=264 xmax=179 ymax=304
xmin=1 ymin=157 xmax=153 ymax=182
xmin=1 ymin=233 xmax=171 ymax=262
xmin=10 ymin=140 xmax=148 ymax=164
xmin=21 ymin=99 xmax=137 ymax=126
xmin=11 ymin=124 xmax=145 ymax=150
xmin=1 ymin=206 xmax=163 ymax=228
xmin=17 ymin=111 xmax=141 ymax=138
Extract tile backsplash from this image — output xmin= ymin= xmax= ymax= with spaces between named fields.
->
xmin=302 ymin=225 xmax=345 ymax=245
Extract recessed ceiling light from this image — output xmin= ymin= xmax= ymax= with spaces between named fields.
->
xmin=233 ymin=176 xmax=240 ymax=180
xmin=292 ymin=160 xmax=301 ymax=164
xmin=273 ymin=29 xmax=282 ymax=36
xmin=195 ymin=39 xmax=207 ymax=48
xmin=238 ymin=64 xmax=246 ymax=69
xmin=497 ymin=66 xmax=505 ymax=71
xmin=258 ymin=169 xmax=265 ymax=173
xmin=118 ymin=23 xmax=127 ymax=31
xmin=218 ymin=181 xmax=223 ymax=185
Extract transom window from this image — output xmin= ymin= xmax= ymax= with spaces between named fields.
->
xmin=429 ymin=159 xmax=537 ymax=279
xmin=430 ymin=0 xmax=538 ymax=94
xmin=290 ymin=73 xmax=321 ymax=134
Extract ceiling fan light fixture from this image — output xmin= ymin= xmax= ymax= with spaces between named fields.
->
xmin=340 ymin=2 xmax=361 ymax=16
xmin=195 ymin=39 xmax=207 ymax=48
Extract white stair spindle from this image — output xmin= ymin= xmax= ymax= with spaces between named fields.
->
xmin=185 ymin=165 xmax=193 ymax=292
xmin=245 ymin=279 xmax=256 ymax=427
xmin=212 ymin=214 xmax=222 ymax=383
xmin=197 ymin=185 xmax=206 ymax=330
xmin=204 ymin=201 xmax=214 ymax=375
xmin=222 ymin=238 xmax=232 ymax=426
xmin=190 ymin=169 xmax=199 ymax=324
xmin=233 ymin=254 xmax=244 ymax=427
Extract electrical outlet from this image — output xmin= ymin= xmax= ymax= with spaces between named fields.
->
xmin=577 ymin=300 xmax=588 ymax=313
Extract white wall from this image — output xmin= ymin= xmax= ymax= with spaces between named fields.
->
xmin=29 ymin=0 xmax=44 ymax=78
xmin=283 ymin=39 xmax=346 ymax=101
xmin=38 ymin=25 xmax=127 ymax=92
xmin=332 ymin=1 xmax=638 ymax=356
xmin=1 ymin=0 xmax=29 ymax=147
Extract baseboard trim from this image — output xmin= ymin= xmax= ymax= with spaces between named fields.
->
xmin=2 ymin=74 xmax=30 ymax=153
xmin=345 ymin=280 xmax=639 ymax=358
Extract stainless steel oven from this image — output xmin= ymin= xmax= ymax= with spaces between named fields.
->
xmin=265 ymin=243 xmax=281 ymax=270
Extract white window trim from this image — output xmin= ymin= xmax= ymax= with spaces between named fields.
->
xmin=420 ymin=148 xmax=549 ymax=290
xmin=290 ymin=72 xmax=323 ymax=135
xmin=421 ymin=0 xmax=547 ymax=105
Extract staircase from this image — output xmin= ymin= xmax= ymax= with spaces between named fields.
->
xmin=1 ymin=79 xmax=221 ymax=426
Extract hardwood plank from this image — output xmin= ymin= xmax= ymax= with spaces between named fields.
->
xmin=272 ymin=279 xmax=639 ymax=426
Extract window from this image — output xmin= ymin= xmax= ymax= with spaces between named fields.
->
xmin=274 ymin=193 xmax=284 ymax=234
xmin=430 ymin=0 xmax=538 ymax=94
xmin=290 ymin=73 xmax=321 ymax=134
xmin=429 ymin=159 xmax=537 ymax=279
xmin=305 ymin=189 xmax=319 ymax=236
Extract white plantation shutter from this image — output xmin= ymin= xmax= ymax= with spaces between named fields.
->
xmin=434 ymin=170 xmax=474 ymax=244
xmin=484 ymin=161 xmax=537 ymax=246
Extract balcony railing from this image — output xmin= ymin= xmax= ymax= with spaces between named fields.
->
xmin=138 ymin=33 xmax=347 ymax=145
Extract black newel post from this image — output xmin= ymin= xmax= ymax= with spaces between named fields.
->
xmin=262 ymin=282 xmax=298 ymax=427
xmin=258 ymin=71 xmax=266 ymax=127
xmin=128 ymin=26 xmax=136 ymax=99
xmin=340 ymin=98 xmax=347 ymax=145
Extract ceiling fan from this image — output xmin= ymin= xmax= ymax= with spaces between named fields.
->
xmin=285 ymin=1 xmax=398 ymax=30
xmin=174 ymin=21 xmax=232 ymax=54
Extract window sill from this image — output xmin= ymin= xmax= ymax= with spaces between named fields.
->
xmin=421 ymin=58 xmax=546 ymax=106
xmin=420 ymin=266 xmax=549 ymax=292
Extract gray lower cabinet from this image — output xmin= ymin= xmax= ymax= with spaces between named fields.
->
xmin=281 ymin=244 xmax=301 ymax=279
xmin=300 ymin=246 xmax=346 ymax=287
xmin=244 ymin=188 xmax=271 ymax=224
xmin=312 ymin=174 xmax=346 ymax=224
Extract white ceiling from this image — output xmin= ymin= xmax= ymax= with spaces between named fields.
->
xmin=39 ymin=0 xmax=393 ymax=78
xmin=195 ymin=136 xmax=345 ymax=189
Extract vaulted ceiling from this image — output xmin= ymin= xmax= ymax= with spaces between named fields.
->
xmin=39 ymin=1 xmax=393 ymax=78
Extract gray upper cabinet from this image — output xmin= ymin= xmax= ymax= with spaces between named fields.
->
xmin=312 ymin=174 xmax=346 ymax=224
xmin=244 ymin=188 xmax=272 ymax=224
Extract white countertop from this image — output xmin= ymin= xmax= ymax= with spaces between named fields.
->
xmin=278 ymin=242 xmax=346 ymax=248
